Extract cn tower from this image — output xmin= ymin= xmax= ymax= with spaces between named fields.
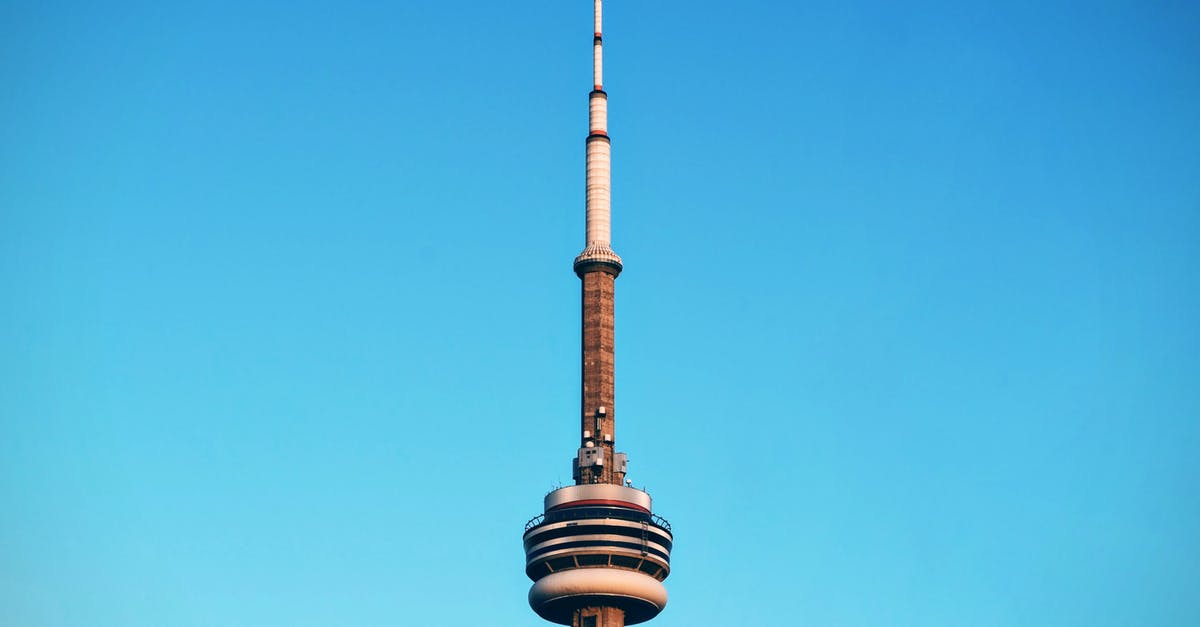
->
xmin=522 ymin=2 xmax=673 ymax=626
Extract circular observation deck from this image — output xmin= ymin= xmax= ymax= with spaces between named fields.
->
xmin=523 ymin=485 xmax=672 ymax=625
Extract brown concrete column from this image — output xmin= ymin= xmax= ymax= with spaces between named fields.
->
xmin=573 ymin=606 xmax=626 ymax=627
xmin=578 ymin=268 xmax=621 ymax=485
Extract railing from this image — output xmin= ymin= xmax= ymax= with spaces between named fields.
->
xmin=523 ymin=508 xmax=672 ymax=534
xmin=524 ymin=514 xmax=546 ymax=532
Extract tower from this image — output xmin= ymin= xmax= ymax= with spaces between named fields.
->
xmin=522 ymin=2 xmax=673 ymax=626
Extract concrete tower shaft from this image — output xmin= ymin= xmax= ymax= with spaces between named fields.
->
xmin=579 ymin=270 xmax=620 ymax=485
xmin=526 ymin=4 xmax=672 ymax=626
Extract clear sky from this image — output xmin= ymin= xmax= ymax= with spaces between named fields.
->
xmin=2 ymin=1 xmax=1198 ymax=625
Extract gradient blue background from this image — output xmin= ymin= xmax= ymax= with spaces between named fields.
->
xmin=2 ymin=1 xmax=1198 ymax=625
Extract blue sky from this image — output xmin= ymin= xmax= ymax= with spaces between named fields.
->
xmin=2 ymin=1 xmax=1197 ymax=625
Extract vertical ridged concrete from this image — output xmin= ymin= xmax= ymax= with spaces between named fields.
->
xmin=579 ymin=270 xmax=619 ymax=485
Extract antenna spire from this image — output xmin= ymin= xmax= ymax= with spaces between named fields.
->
xmin=576 ymin=0 xmax=621 ymax=275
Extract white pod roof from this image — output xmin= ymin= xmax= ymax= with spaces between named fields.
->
xmin=544 ymin=484 xmax=653 ymax=512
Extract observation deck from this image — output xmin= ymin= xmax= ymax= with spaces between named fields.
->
xmin=523 ymin=485 xmax=672 ymax=625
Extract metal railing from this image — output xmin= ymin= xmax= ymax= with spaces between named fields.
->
xmin=523 ymin=508 xmax=672 ymax=534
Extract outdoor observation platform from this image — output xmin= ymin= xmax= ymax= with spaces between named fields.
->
xmin=523 ymin=485 xmax=672 ymax=625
